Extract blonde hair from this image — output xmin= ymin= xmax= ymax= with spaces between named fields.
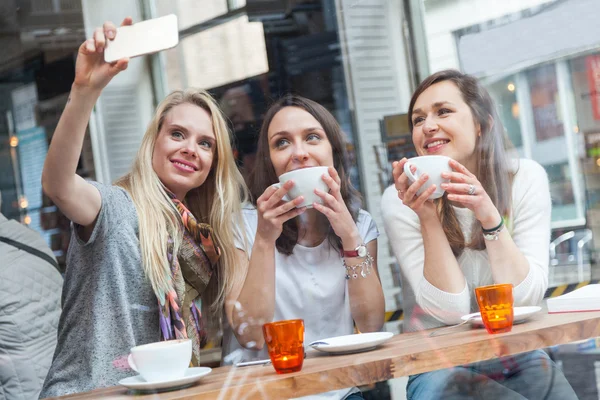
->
xmin=115 ymin=88 xmax=248 ymax=315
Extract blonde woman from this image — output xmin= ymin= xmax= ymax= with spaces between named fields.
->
xmin=39 ymin=18 xmax=248 ymax=397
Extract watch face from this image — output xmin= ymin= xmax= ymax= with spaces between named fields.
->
xmin=357 ymin=245 xmax=367 ymax=258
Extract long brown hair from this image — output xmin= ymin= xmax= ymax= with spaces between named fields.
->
xmin=249 ymin=94 xmax=362 ymax=255
xmin=408 ymin=70 xmax=514 ymax=256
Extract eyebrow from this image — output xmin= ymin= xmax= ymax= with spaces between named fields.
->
xmin=412 ymin=101 xmax=456 ymax=115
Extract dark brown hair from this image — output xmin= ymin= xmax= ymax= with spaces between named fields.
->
xmin=408 ymin=70 xmax=514 ymax=256
xmin=249 ymin=94 xmax=362 ymax=255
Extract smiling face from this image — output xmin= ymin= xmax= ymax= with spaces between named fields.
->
xmin=151 ymin=103 xmax=216 ymax=199
xmin=410 ymin=80 xmax=481 ymax=171
xmin=267 ymin=106 xmax=334 ymax=177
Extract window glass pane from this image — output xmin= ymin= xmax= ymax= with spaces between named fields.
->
xmin=0 ymin=0 xmax=86 ymax=268
xmin=156 ymin=0 xmax=228 ymax=30
xmin=488 ymin=76 xmax=523 ymax=148
xmin=571 ymin=52 xmax=600 ymax=256
xmin=546 ymin=161 xmax=577 ymax=221
xmin=527 ymin=63 xmax=564 ymax=142
xmin=11 ymin=0 xmax=600 ymax=398
xmin=178 ymin=15 xmax=268 ymax=90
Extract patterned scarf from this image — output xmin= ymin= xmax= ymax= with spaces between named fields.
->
xmin=158 ymin=196 xmax=221 ymax=366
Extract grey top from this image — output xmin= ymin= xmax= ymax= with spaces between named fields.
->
xmin=40 ymin=182 xmax=159 ymax=398
xmin=0 ymin=214 xmax=63 ymax=400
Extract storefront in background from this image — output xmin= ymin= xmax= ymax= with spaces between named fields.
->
xmin=451 ymin=0 xmax=600 ymax=285
xmin=0 ymin=1 xmax=89 ymax=268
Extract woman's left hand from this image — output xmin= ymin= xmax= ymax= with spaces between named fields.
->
xmin=313 ymin=166 xmax=360 ymax=243
xmin=441 ymin=159 xmax=502 ymax=229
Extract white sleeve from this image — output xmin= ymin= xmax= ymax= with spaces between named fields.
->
xmin=357 ymin=210 xmax=379 ymax=244
xmin=381 ymin=186 xmax=470 ymax=324
xmin=234 ymin=207 xmax=257 ymax=256
xmin=510 ymin=160 xmax=551 ymax=307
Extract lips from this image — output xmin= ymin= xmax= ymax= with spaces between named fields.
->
xmin=171 ymin=159 xmax=198 ymax=172
xmin=423 ymin=139 xmax=450 ymax=153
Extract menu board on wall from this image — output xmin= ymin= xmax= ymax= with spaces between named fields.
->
xmin=527 ymin=64 xmax=564 ymax=142
xmin=16 ymin=126 xmax=48 ymax=212
xmin=11 ymin=83 xmax=38 ymax=132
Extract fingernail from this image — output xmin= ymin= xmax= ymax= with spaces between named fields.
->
xmin=108 ymin=31 xmax=115 ymax=39
xmin=441 ymin=183 xmax=448 ymax=188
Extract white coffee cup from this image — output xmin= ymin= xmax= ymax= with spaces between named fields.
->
xmin=274 ymin=166 xmax=330 ymax=208
xmin=403 ymin=155 xmax=452 ymax=200
xmin=127 ymin=339 xmax=191 ymax=382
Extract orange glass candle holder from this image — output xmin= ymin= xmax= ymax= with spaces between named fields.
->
xmin=475 ymin=283 xmax=514 ymax=334
xmin=262 ymin=319 xmax=304 ymax=374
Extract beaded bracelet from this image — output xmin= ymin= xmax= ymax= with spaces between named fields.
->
xmin=343 ymin=253 xmax=373 ymax=280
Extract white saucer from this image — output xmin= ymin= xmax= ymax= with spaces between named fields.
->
xmin=309 ymin=332 xmax=394 ymax=354
xmin=461 ymin=306 xmax=543 ymax=327
xmin=119 ymin=367 xmax=211 ymax=391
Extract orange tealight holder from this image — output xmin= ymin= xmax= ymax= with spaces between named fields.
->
xmin=475 ymin=284 xmax=514 ymax=334
xmin=262 ymin=319 xmax=304 ymax=374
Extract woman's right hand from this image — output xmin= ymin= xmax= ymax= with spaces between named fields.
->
xmin=255 ymin=181 xmax=306 ymax=243
xmin=73 ymin=17 xmax=132 ymax=92
xmin=392 ymin=158 xmax=438 ymax=221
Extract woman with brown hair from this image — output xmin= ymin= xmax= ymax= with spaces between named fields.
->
xmin=382 ymin=69 xmax=576 ymax=399
xmin=223 ymin=94 xmax=385 ymax=399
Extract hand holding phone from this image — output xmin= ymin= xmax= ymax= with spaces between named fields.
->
xmin=104 ymin=14 xmax=179 ymax=63
xmin=72 ymin=17 xmax=132 ymax=90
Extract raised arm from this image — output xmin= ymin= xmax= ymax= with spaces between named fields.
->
xmin=231 ymin=184 xmax=305 ymax=349
xmin=313 ymin=168 xmax=385 ymax=332
xmin=42 ymin=18 xmax=131 ymax=228
xmin=386 ymin=159 xmax=470 ymax=324
xmin=382 ymin=186 xmax=471 ymax=324
xmin=481 ymin=160 xmax=551 ymax=305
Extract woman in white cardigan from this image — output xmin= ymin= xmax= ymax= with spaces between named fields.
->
xmin=382 ymin=69 xmax=577 ymax=399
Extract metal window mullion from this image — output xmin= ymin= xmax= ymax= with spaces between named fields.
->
xmin=142 ymin=0 xmax=169 ymax=100
xmin=556 ymin=59 xmax=585 ymax=222
xmin=515 ymin=72 xmax=534 ymax=159
xmin=88 ymin=105 xmax=111 ymax=184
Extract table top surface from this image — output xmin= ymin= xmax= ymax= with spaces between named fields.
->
xmin=48 ymin=310 xmax=600 ymax=400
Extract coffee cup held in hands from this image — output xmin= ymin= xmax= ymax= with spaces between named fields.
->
xmin=127 ymin=339 xmax=191 ymax=382
xmin=274 ymin=166 xmax=330 ymax=208
xmin=403 ymin=155 xmax=452 ymax=199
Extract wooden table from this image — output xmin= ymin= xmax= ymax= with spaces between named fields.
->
xmin=49 ymin=310 xmax=600 ymax=399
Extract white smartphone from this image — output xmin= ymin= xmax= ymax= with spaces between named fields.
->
xmin=104 ymin=14 xmax=179 ymax=63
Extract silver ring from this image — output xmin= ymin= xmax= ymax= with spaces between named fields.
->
xmin=467 ymin=184 xmax=476 ymax=195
